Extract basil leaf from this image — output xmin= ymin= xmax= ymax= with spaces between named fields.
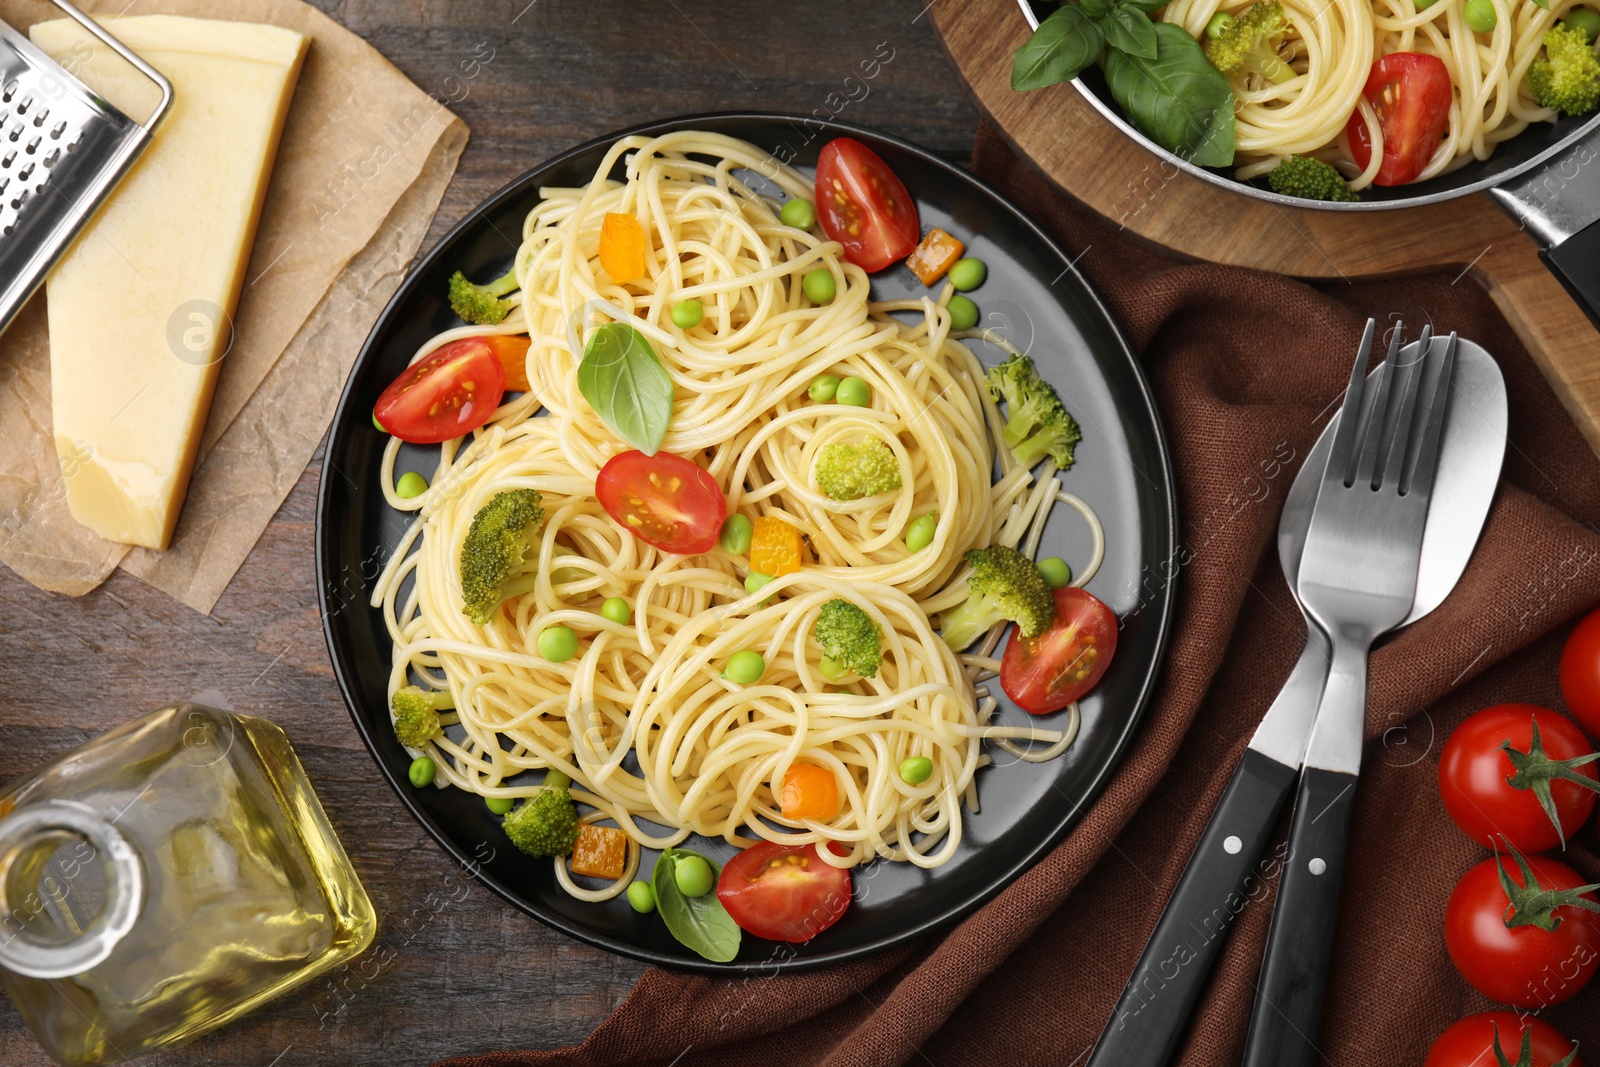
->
xmin=1078 ymin=0 xmax=1112 ymax=18
xmin=576 ymin=322 xmax=674 ymax=455
xmin=1103 ymin=23 xmax=1236 ymax=168
xmin=652 ymin=848 xmax=741 ymax=963
xmin=1011 ymin=6 xmax=1105 ymax=91
xmin=1099 ymin=5 xmax=1159 ymax=60
xmin=1122 ymin=0 xmax=1173 ymax=12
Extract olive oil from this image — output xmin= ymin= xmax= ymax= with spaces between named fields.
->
xmin=0 ymin=705 xmax=375 ymax=1065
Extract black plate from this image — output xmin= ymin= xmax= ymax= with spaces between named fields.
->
xmin=316 ymin=113 xmax=1177 ymax=972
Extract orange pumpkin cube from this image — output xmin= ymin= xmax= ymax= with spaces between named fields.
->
xmin=905 ymin=227 xmax=965 ymax=287
xmin=569 ymin=823 xmax=629 ymax=880
xmin=598 ymin=212 xmax=648 ymax=283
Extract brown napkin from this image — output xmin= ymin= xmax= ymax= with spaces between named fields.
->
xmin=434 ymin=121 xmax=1600 ymax=1066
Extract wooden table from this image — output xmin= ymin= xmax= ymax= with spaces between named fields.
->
xmin=0 ymin=3 xmax=977 ymax=1064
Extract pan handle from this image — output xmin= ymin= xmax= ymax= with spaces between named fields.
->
xmin=1489 ymin=121 xmax=1600 ymax=325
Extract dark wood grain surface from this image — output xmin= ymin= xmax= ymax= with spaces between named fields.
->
xmin=0 ymin=3 xmax=977 ymax=1064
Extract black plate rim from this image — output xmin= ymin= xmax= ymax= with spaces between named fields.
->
xmin=315 ymin=110 xmax=1179 ymax=972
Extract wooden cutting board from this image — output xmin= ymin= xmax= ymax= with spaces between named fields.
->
xmin=932 ymin=0 xmax=1600 ymax=455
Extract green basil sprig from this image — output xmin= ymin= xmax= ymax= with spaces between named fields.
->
xmin=1011 ymin=2 xmax=1236 ymax=167
xmin=652 ymin=847 xmax=741 ymax=962
xmin=576 ymin=322 xmax=674 ymax=455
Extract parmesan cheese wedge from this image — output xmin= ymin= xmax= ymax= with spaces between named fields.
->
xmin=31 ymin=15 xmax=308 ymax=551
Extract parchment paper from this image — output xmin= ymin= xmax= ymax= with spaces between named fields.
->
xmin=0 ymin=0 xmax=468 ymax=610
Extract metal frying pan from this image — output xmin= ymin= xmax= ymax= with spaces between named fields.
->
xmin=1019 ymin=0 xmax=1600 ymax=323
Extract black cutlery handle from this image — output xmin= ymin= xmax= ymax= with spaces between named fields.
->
xmin=1240 ymin=766 xmax=1360 ymax=1067
xmin=1542 ymin=223 xmax=1600 ymax=331
xmin=1086 ymin=749 xmax=1298 ymax=1067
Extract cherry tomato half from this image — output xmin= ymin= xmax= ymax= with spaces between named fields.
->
xmin=595 ymin=450 xmax=726 ymax=555
xmin=373 ymin=337 xmax=506 ymax=444
xmin=1444 ymin=853 xmax=1600 ymax=1008
xmin=716 ymin=841 xmax=851 ymax=943
xmin=1000 ymin=586 xmax=1118 ymax=715
xmin=1560 ymin=606 xmax=1600 ymax=738
xmin=1346 ymin=52 xmax=1453 ymax=186
xmin=1439 ymin=704 xmax=1598 ymax=853
xmin=814 ymin=137 xmax=920 ymax=272
xmin=1425 ymin=1011 xmax=1583 ymax=1067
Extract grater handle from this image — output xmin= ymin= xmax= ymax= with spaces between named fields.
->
xmin=48 ymin=0 xmax=172 ymax=133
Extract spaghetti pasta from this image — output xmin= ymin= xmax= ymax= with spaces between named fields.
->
xmin=369 ymin=132 xmax=1100 ymax=891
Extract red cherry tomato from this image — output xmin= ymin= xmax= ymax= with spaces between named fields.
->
xmin=716 ymin=841 xmax=852 ymax=943
xmin=1425 ymin=1011 xmax=1583 ymax=1067
xmin=373 ymin=338 xmax=506 ymax=444
xmin=814 ymin=137 xmax=920 ymax=272
xmin=1000 ymin=587 xmax=1118 ymax=715
xmin=1444 ymin=853 xmax=1600 ymax=1008
xmin=1439 ymin=704 xmax=1598 ymax=853
xmin=595 ymin=449 xmax=726 ymax=555
xmin=1560 ymin=606 xmax=1600 ymax=737
xmin=1346 ymin=53 xmax=1453 ymax=186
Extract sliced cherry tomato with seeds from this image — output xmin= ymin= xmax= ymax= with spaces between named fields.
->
xmin=595 ymin=450 xmax=726 ymax=555
xmin=373 ymin=337 xmax=506 ymax=444
xmin=1001 ymin=587 xmax=1118 ymax=714
xmin=1346 ymin=52 xmax=1453 ymax=186
xmin=716 ymin=841 xmax=851 ymax=943
xmin=814 ymin=138 xmax=920 ymax=272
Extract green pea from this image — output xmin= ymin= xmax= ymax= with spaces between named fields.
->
xmin=745 ymin=572 xmax=776 ymax=597
xmin=719 ymin=513 xmax=753 ymax=554
xmin=905 ymin=513 xmax=938 ymax=553
xmin=627 ymin=880 xmax=656 ymax=913
xmin=723 ymin=650 xmax=766 ymax=684
xmin=1205 ymin=10 xmax=1236 ymax=36
xmin=537 ymin=625 xmax=579 ymax=663
xmin=779 ymin=197 xmax=817 ymax=230
xmin=947 ymin=295 xmax=979 ymax=331
xmin=372 ymin=410 xmax=387 ymax=433
xmin=674 ymin=853 xmax=715 ymax=897
xmin=395 ymin=471 xmax=428 ymax=499
xmin=947 ymin=257 xmax=988 ymax=292
xmin=1037 ymin=557 xmax=1073 ymax=589
xmin=1464 ymin=0 xmax=1496 ymax=32
xmin=486 ymin=795 xmax=515 ymax=815
xmin=899 ymin=756 xmax=934 ymax=785
xmin=835 ymin=376 xmax=871 ymax=407
xmin=1566 ymin=5 xmax=1600 ymax=39
xmin=600 ymin=597 xmax=631 ymax=625
xmin=671 ymin=299 xmax=704 ymax=329
xmin=408 ymin=757 xmax=436 ymax=788
xmin=808 ymin=374 xmax=841 ymax=403
xmin=803 ymin=268 xmax=837 ymax=305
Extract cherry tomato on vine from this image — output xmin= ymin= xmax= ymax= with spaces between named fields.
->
xmin=595 ymin=450 xmax=726 ymax=555
xmin=716 ymin=841 xmax=851 ymax=943
xmin=1425 ymin=1011 xmax=1582 ymax=1067
xmin=1560 ymin=606 xmax=1600 ymax=738
xmin=1439 ymin=704 xmax=1599 ymax=852
xmin=814 ymin=138 xmax=920 ymax=272
xmin=1444 ymin=850 xmax=1600 ymax=1008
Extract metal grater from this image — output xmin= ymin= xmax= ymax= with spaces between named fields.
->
xmin=0 ymin=0 xmax=170 ymax=338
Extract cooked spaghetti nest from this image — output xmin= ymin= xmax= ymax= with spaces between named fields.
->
xmin=371 ymin=131 xmax=1100 ymax=879
xmin=1163 ymin=0 xmax=1568 ymax=189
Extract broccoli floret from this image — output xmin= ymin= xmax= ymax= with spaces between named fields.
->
xmin=813 ymin=598 xmax=884 ymax=679
xmin=448 ymin=266 xmax=520 ymax=326
xmin=1267 ymin=156 xmax=1359 ymax=202
xmin=1205 ymin=3 xmax=1295 ymax=85
xmin=1530 ymin=23 xmax=1600 ymax=116
xmin=391 ymin=685 xmax=453 ymax=748
xmin=502 ymin=770 xmax=580 ymax=858
xmin=814 ymin=439 xmax=903 ymax=501
xmin=940 ymin=545 xmax=1056 ymax=650
xmin=985 ymin=354 xmax=1082 ymax=470
xmin=460 ymin=489 xmax=546 ymax=625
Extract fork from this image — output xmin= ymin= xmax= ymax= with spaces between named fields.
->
xmin=1239 ymin=325 xmax=1457 ymax=1067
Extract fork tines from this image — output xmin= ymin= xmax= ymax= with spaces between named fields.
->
xmin=1326 ymin=320 xmax=1457 ymax=501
